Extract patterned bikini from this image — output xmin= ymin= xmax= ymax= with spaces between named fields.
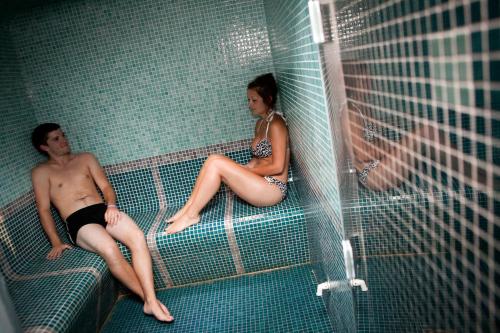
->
xmin=252 ymin=111 xmax=288 ymax=200
xmin=351 ymin=103 xmax=380 ymax=187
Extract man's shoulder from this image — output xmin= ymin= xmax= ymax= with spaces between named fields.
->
xmin=31 ymin=161 xmax=50 ymax=173
xmin=72 ymin=152 xmax=98 ymax=162
xmin=75 ymin=151 xmax=94 ymax=159
xmin=73 ymin=152 xmax=102 ymax=168
xmin=31 ymin=162 xmax=52 ymax=182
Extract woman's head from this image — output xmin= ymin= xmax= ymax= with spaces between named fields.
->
xmin=247 ymin=73 xmax=277 ymax=114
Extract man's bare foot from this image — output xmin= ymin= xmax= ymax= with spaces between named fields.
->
xmin=143 ymin=299 xmax=174 ymax=323
xmin=166 ymin=213 xmax=200 ymax=234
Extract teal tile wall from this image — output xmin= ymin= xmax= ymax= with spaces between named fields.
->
xmin=0 ymin=24 xmax=41 ymax=207
xmin=108 ymin=168 xmax=159 ymax=213
xmin=7 ymin=0 xmax=274 ymax=167
xmin=333 ymin=0 xmax=499 ymax=331
xmin=159 ymin=157 xmax=208 ymax=208
xmin=263 ymin=0 xmax=355 ymax=332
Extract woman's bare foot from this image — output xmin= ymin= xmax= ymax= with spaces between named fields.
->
xmin=143 ymin=299 xmax=174 ymax=323
xmin=166 ymin=204 xmax=190 ymax=223
xmin=166 ymin=213 xmax=200 ymax=234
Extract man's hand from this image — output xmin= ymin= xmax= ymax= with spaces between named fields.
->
xmin=105 ymin=206 xmax=121 ymax=225
xmin=47 ymin=243 xmax=72 ymax=260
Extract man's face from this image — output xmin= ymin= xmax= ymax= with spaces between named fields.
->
xmin=41 ymin=129 xmax=71 ymax=156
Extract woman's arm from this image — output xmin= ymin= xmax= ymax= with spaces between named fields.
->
xmin=244 ymin=158 xmax=258 ymax=168
xmin=244 ymin=119 xmax=263 ymax=169
xmin=249 ymin=118 xmax=288 ymax=176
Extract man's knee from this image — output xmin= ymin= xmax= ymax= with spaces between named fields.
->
xmin=97 ymin=242 xmax=123 ymax=263
xmin=128 ymin=229 xmax=148 ymax=251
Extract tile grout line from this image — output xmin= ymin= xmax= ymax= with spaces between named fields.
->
xmin=25 ymin=326 xmax=55 ymax=333
xmin=224 ymin=191 xmax=245 ymax=275
xmin=146 ymin=209 xmax=174 ymax=288
xmin=150 ymin=161 xmax=167 ymax=210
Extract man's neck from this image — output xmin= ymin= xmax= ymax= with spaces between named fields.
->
xmin=48 ymin=153 xmax=73 ymax=167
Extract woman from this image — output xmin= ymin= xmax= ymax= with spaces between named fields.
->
xmin=166 ymin=73 xmax=290 ymax=234
xmin=342 ymin=101 xmax=437 ymax=191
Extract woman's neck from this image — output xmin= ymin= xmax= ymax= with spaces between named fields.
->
xmin=262 ymin=109 xmax=274 ymax=121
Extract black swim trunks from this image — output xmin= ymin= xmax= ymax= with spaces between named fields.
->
xmin=65 ymin=203 xmax=108 ymax=244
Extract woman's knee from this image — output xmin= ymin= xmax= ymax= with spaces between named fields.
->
xmin=206 ymin=154 xmax=226 ymax=164
xmin=205 ymin=154 xmax=231 ymax=170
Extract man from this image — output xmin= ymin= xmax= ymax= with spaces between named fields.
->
xmin=30 ymin=123 xmax=173 ymax=323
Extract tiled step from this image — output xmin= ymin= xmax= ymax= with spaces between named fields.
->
xmin=100 ymin=265 xmax=332 ymax=333
xmin=347 ymin=187 xmax=462 ymax=257
xmin=120 ymin=181 xmax=310 ymax=288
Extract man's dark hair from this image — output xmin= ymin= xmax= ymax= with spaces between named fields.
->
xmin=247 ymin=73 xmax=278 ymax=109
xmin=31 ymin=123 xmax=61 ymax=155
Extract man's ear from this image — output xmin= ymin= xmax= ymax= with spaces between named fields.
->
xmin=39 ymin=144 xmax=49 ymax=153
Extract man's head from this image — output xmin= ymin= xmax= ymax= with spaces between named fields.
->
xmin=31 ymin=123 xmax=70 ymax=157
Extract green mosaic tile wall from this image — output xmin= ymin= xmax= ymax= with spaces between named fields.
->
xmin=7 ymin=0 xmax=274 ymax=166
xmin=333 ymin=0 xmax=499 ymax=331
xmin=263 ymin=0 xmax=355 ymax=332
xmin=0 ymin=24 xmax=41 ymax=207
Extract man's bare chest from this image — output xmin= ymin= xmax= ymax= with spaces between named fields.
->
xmin=48 ymin=164 xmax=92 ymax=192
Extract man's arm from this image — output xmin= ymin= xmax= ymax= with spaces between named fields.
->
xmin=84 ymin=153 xmax=120 ymax=225
xmin=31 ymin=167 xmax=72 ymax=260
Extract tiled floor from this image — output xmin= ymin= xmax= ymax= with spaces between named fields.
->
xmin=354 ymin=255 xmax=458 ymax=333
xmin=101 ymin=265 xmax=332 ymax=333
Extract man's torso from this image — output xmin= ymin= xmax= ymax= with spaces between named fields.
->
xmin=38 ymin=154 xmax=103 ymax=220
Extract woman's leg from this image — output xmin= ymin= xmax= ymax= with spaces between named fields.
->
xmin=348 ymin=107 xmax=384 ymax=163
xmin=167 ymin=156 xmax=213 ymax=222
xmin=357 ymin=124 xmax=436 ymax=191
xmin=166 ymin=154 xmax=283 ymax=234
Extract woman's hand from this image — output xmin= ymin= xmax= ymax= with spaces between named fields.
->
xmin=244 ymin=158 xmax=257 ymax=169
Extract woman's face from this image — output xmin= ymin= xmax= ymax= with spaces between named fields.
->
xmin=247 ymin=89 xmax=270 ymax=117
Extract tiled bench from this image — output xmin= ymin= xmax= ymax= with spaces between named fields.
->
xmin=120 ymin=181 xmax=309 ymax=289
xmin=346 ymin=186 xmax=464 ymax=257
xmin=0 ymin=196 xmax=118 ymax=333
xmin=0 ymin=143 xmax=310 ymax=332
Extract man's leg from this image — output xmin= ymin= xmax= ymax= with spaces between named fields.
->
xmin=77 ymin=223 xmax=173 ymax=322
xmin=104 ymin=214 xmax=173 ymax=322
xmin=76 ymin=224 xmax=144 ymax=296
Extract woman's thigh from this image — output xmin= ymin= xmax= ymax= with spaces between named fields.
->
xmin=214 ymin=157 xmax=283 ymax=206
xmin=349 ymin=110 xmax=382 ymax=162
